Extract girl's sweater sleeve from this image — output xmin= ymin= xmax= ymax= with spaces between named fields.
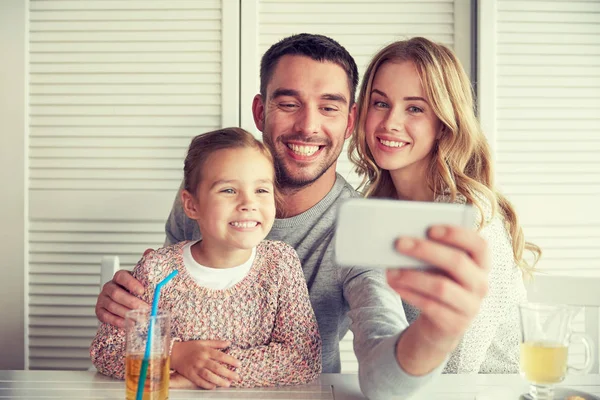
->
xmin=225 ymin=244 xmax=322 ymax=387
xmin=89 ymin=252 xmax=158 ymax=379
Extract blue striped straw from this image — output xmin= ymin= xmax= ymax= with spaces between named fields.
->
xmin=136 ymin=270 xmax=178 ymax=400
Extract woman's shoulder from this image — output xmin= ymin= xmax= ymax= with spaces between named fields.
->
xmin=435 ymin=189 xmax=495 ymax=228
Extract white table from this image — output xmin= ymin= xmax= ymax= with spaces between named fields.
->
xmin=0 ymin=370 xmax=599 ymax=399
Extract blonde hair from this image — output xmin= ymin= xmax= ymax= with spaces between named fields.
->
xmin=348 ymin=37 xmax=541 ymax=273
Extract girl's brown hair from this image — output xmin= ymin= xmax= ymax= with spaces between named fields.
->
xmin=184 ymin=127 xmax=282 ymax=208
xmin=348 ymin=37 xmax=541 ymax=273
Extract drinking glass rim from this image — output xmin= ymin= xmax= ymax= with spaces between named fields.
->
xmin=125 ymin=308 xmax=170 ymax=321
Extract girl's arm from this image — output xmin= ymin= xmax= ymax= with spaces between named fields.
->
xmin=90 ymin=252 xmax=158 ymax=379
xmin=225 ymin=244 xmax=322 ymax=387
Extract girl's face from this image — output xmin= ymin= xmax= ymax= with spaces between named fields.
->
xmin=192 ymin=147 xmax=276 ymax=251
xmin=364 ymin=60 xmax=442 ymax=179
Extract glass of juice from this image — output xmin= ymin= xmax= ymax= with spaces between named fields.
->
xmin=519 ymin=303 xmax=594 ymax=400
xmin=125 ymin=309 xmax=171 ymax=400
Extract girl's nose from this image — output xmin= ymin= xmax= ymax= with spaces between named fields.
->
xmin=239 ymin=193 xmax=258 ymax=211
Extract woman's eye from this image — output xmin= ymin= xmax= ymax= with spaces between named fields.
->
xmin=257 ymin=188 xmax=271 ymax=194
xmin=220 ymin=188 xmax=235 ymax=194
xmin=373 ymin=101 xmax=389 ymax=108
xmin=408 ymin=106 xmax=423 ymax=113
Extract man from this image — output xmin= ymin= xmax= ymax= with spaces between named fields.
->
xmin=96 ymin=34 xmax=489 ymax=399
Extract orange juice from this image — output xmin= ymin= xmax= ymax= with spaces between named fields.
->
xmin=520 ymin=341 xmax=568 ymax=384
xmin=125 ymin=353 xmax=170 ymax=400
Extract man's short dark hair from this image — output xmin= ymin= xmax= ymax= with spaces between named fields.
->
xmin=259 ymin=33 xmax=359 ymax=106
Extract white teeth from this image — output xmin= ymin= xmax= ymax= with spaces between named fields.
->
xmin=380 ymin=139 xmax=407 ymax=148
xmin=288 ymin=143 xmax=319 ymax=156
xmin=230 ymin=221 xmax=258 ymax=228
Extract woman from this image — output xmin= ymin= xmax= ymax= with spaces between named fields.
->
xmin=348 ymin=37 xmax=541 ymax=373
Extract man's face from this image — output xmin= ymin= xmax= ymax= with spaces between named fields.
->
xmin=253 ymin=55 xmax=355 ymax=189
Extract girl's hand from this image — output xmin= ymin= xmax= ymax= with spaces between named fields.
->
xmin=170 ymin=340 xmax=242 ymax=390
xmin=169 ymin=372 xmax=197 ymax=388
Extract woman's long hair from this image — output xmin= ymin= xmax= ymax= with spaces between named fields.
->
xmin=348 ymin=37 xmax=541 ymax=273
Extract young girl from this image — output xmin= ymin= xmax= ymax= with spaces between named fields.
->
xmin=91 ymin=127 xmax=322 ymax=388
xmin=348 ymin=37 xmax=542 ymax=373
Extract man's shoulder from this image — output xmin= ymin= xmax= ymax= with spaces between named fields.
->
xmin=333 ymin=175 xmax=362 ymax=202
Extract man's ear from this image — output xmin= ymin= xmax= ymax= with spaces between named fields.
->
xmin=181 ymin=189 xmax=200 ymax=220
xmin=344 ymin=103 xmax=357 ymax=140
xmin=252 ymin=94 xmax=266 ymax=132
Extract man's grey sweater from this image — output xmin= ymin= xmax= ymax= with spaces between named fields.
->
xmin=165 ymin=174 xmax=441 ymax=399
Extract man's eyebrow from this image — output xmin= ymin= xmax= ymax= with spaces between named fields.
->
xmin=270 ymin=88 xmax=299 ymax=100
xmin=371 ymin=89 xmax=429 ymax=104
xmin=270 ymin=88 xmax=347 ymax=104
xmin=322 ymin=93 xmax=348 ymax=104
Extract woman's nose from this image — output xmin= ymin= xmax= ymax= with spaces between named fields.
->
xmin=382 ymin=108 xmax=404 ymax=133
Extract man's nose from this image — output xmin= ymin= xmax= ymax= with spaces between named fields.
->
xmin=294 ymin=107 xmax=320 ymax=135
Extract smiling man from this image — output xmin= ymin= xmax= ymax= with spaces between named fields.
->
xmin=95 ymin=34 xmax=490 ymax=400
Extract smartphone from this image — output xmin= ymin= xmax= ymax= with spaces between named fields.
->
xmin=334 ymin=198 xmax=475 ymax=269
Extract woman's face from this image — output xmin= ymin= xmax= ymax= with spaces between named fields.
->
xmin=364 ymin=60 xmax=442 ymax=178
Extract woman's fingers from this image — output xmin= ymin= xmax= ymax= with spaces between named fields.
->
xmin=391 ymin=283 xmax=471 ymax=337
xmin=387 ymin=269 xmax=480 ymax=318
xmin=427 ymin=225 xmax=491 ymax=273
xmin=395 ymin=233 xmax=489 ymax=298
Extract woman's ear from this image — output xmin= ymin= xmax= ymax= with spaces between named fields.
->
xmin=436 ymin=124 xmax=446 ymax=140
xmin=181 ymin=189 xmax=200 ymax=220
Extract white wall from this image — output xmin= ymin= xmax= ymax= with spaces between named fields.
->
xmin=0 ymin=0 xmax=26 ymax=369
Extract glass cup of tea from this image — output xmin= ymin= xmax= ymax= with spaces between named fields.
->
xmin=519 ymin=303 xmax=594 ymax=400
xmin=125 ymin=309 xmax=171 ymax=400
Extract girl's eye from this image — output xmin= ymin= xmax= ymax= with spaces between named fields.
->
xmin=257 ymin=188 xmax=271 ymax=194
xmin=408 ymin=106 xmax=424 ymax=113
xmin=220 ymin=188 xmax=235 ymax=194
